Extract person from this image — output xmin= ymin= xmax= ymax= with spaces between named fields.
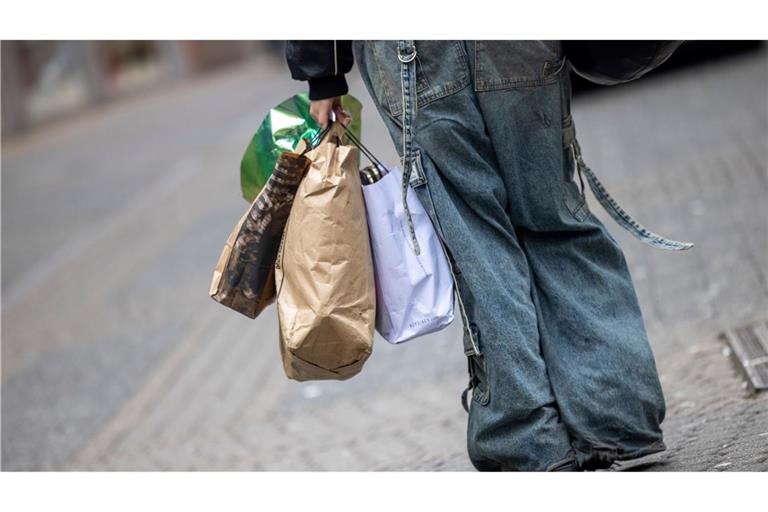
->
xmin=286 ymin=40 xmax=687 ymax=471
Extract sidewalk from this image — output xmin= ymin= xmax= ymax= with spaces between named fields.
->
xmin=2 ymin=50 xmax=766 ymax=471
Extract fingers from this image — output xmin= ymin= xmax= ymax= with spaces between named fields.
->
xmin=310 ymin=99 xmax=332 ymax=128
xmin=310 ymin=97 xmax=351 ymax=128
xmin=330 ymin=97 xmax=352 ymax=126
xmin=334 ymin=106 xmax=352 ymax=126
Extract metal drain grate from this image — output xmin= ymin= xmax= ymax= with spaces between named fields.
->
xmin=721 ymin=320 xmax=768 ymax=392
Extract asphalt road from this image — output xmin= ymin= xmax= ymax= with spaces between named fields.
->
xmin=2 ymin=49 xmax=767 ymax=471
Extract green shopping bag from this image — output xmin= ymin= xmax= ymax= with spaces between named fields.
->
xmin=240 ymin=93 xmax=362 ymax=202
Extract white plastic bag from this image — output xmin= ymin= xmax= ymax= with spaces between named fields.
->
xmin=362 ymin=166 xmax=454 ymax=344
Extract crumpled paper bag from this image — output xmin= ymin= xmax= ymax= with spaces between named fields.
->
xmin=275 ymin=124 xmax=375 ymax=381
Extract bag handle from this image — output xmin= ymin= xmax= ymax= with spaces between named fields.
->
xmin=303 ymin=118 xmax=387 ymax=173
xmin=300 ymin=121 xmax=342 ymax=156
xmin=340 ymin=123 xmax=387 ymax=171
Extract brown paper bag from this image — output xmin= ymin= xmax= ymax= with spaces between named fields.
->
xmin=210 ymin=151 xmax=311 ymax=318
xmin=275 ymin=124 xmax=375 ymax=381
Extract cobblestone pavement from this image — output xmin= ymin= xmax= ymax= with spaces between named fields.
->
xmin=2 ymin=50 xmax=767 ymax=471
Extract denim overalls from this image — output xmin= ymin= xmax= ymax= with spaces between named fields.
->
xmin=354 ymin=41 xmax=689 ymax=471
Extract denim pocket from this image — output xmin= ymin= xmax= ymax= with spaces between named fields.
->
xmin=474 ymin=41 xmax=562 ymax=92
xmin=368 ymin=41 xmax=470 ymax=119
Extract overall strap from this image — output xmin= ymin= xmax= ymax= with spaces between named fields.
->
xmin=571 ymin=140 xmax=694 ymax=251
xmin=397 ymin=40 xmax=421 ymax=255
xmin=397 ymin=40 xmax=481 ymax=359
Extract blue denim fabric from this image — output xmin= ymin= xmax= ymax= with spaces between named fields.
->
xmin=354 ymin=41 xmax=668 ymax=471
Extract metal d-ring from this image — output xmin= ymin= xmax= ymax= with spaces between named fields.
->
xmin=398 ymin=49 xmax=416 ymax=63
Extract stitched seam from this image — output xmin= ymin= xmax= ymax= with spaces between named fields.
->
xmin=414 ymin=152 xmax=479 ymax=355
xmin=475 ymin=74 xmax=560 ymax=91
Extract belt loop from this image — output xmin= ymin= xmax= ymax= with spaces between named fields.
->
xmin=397 ymin=40 xmax=421 ymax=255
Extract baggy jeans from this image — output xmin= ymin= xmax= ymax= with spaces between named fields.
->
xmin=354 ymin=41 xmax=681 ymax=471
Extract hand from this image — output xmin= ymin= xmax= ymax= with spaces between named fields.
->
xmin=310 ymin=97 xmax=351 ymax=128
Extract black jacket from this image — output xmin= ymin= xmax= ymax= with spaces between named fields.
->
xmin=286 ymin=41 xmax=354 ymax=100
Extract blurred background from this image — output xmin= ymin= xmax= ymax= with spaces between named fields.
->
xmin=2 ymin=40 xmax=767 ymax=471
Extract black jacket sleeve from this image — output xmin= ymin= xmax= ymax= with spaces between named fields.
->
xmin=286 ymin=41 xmax=354 ymax=100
